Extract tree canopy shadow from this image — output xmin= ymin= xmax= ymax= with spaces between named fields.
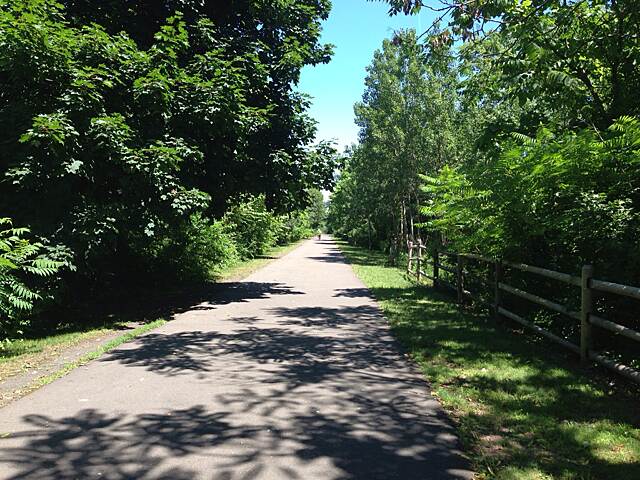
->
xmin=101 ymin=330 xmax=225 ymax=375
xmin=0 ymin=406 xmax=229 ymax=479
xmin=314 ymin=239 xmax=337 ymax=245
xmin=159 ymin=281 xmax=305 ymax=315
xmin=0 ymin=392 xmax=470 ymax=480
xmin=306 ymin=252 xmax=345 ymax=264
xmin=171 ymin=282 xmax=304 ymax=315
xmin=333 ymin=287 xmax=373 ymax=299
xmin=363 ymin=280 xmax=640 ymax=479
xmin=1 ymin=278 xmax=474 ymax=478
xmin=101 ymin=306 xmax=407 ymax=382
xmin=269 ymin=304 xmax=381 ymax=328
xmin=2 ymin=320 xmax=473 ymax=480
xmin=53 ymin=281 xmax=304 ymax=331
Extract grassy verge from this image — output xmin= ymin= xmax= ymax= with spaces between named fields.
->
xmin=33 ymin=319 xmax=166 ymax=388
xmin=0 ymin=328 xmax=115 ymax=382
xmin=337 ymin=240 xmax=640 ymax=480
xmin=217 ymin=239 xmax=307 ymax=282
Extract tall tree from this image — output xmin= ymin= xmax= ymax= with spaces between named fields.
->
xmin=383 ymin=0 xmax=640 ymax=130
xmin=0 ymin=0 xmax=336 ymax=285
xmin=331 ymin=30 xmax=460 ymax=255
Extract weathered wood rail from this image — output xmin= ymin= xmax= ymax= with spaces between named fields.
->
xmin=406 ymin=241 xmax=640 ymax=384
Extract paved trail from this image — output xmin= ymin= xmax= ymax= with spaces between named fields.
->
xmin=0 ymin=239 xmax=472 ymax=479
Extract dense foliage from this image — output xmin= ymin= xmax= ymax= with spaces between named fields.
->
xmin=331 ymin=1 xmax=640 ymax=284
xmin=327 ymin=1 xmax=640 ymax=392
xmin=423 ymin=117 xmax=640 ymax=279
xmin=0 ymin=218 xmax=68 ymax=339
xmin=328 ymin=30 xmax=461 ymax=257
xmin=306 ymin=188 xmax=327 ymax=233
xmin=0 ymin=0 xmax=335 ymax=338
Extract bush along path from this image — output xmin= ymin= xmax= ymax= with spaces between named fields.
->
xmin=0 ymin=238 xmax=472 ymax=480
xmin=337 ymin=241 xmax=640 ymax=480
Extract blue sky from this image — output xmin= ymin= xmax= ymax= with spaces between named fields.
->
xmin=298 ymin=1 xmax=436 ymax=151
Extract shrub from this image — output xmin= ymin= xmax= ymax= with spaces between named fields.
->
xmin=138 ymin=214 xmax=238 ymax=283
xmin=0 ymin=218 xmax=66 ymax=340
xmin=421 ymin=118 xmax=640 ymax=282
xmin=274 ymin=211 xmax=313 ymax=245
xmin=181 ymin=215 xmax=239 ymax=279
xmin=222 ymin=196 xmax=278 ymax=258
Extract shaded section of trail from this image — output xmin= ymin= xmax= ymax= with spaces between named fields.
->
xmin=0 ymin=239 xmax=472 ymax=479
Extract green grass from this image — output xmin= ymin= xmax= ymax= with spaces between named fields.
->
xmin=337 ymin=240 xmax=640 ymax=480
xmin=218 ymin=239 xmax=307 ymax=282
xmin=0 ymin=327 xmax=116 ymax=384
xmin=1 ymin=328 xmax=112 ymax=361
xmin=0 ymin=320 xmax=166 ymax=407
xmin=34 ymin=319 xmax=166 ymax=388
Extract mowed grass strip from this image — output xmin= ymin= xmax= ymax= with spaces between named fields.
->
xmin=33 ymin=319 xmax=166 ymax=388
xmin=0 ymin=320 xmax=166 ymax=407
xmin=0 ymin=328 xmax=114 ymax=381
xmin=337 ymin=241 xmax=640 ymax=480
xmin=216 ymin=239 xmax=306 ymax=282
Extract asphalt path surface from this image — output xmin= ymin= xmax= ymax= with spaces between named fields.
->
xmin=0 ymin=238 xmax=472 ymax=479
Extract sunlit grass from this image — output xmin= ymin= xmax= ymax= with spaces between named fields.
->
xmin=216 ymin=239 xmax=306 ymax=282
xmin=1 ymin=328 xmax=110 ymax=360
xmin=34 ymin=319 xmax=166 ymax=388
xmin=0 ymin=329 xmax=113 ymax=381
xmin=338 ymin=240 xmax=640 ymax=480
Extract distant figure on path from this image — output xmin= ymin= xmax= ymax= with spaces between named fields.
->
xmin=316 ymin=229 xmax=322 ymax=240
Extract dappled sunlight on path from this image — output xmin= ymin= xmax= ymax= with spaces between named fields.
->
xmin=0 ymin=239 xmax=472 ymax=479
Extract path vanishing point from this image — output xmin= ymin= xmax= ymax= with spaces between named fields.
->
xmin=0 ymin=238 xmax=472 ymax=479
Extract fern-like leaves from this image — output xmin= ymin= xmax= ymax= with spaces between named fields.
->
xmin=0 ymin=218 xmax=64 ymax=337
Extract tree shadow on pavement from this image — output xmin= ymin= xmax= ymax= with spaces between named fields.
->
xmin=333 ymin=287 xmax=373 ymax=299
xmin=1 ymin=304 xmax=471 ymax=479
xmin=1 ymin=282 xmax=473 ymax=479
xmin=0 ymin=406 xmax=230 ymax=480
xmin=306 ymin=253 xmax=345 ymax=264
xmin=100 ymin=306 xmax=401 ymax=380
xmin=269 ymin=305 xmax=380 ymax=328
xmin=66 ymin=281 xmax=304 ymax=329
xmin=0 ymin=394 xmax=469 ymax=480
xmin=306 ymin=241 xmax=346 ymax=264
xmin=155 ymin=281 xmax=305 ymax=316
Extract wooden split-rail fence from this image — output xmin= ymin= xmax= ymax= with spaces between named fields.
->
xmin=407 ymin=241 xmax=640 ymax=385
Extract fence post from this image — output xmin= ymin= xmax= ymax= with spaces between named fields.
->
xmin=580 ymin=265 xmax=594 ymax=363
xmin=494 ymin=260 xmax=502 ymax=320
xmin=456 ymin=254 xmax=464 ymax=304
xmin=416 ymin=241 xmax=422 ymax=283
xmin=433 ymin=250 xmax=439 ymax=289
xmin=407 ymin=241 xmax=413 ymax=274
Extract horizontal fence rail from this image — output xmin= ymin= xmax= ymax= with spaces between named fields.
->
xmin=436 ymin=263 xmax=456 ymax=275
xmin=498 ymin=306 xmax=580 ymax=355
xmin=406 ymin=241 xmax=640 ymax=385
xmin=589 ymin=315 xmax=640 ymax=343
xmin=591 ymin=279 xmax=640 ymax=301
xmin=502 ymin=260 xmax=581 ymax=286
xmin=498 ymin=282 xmax=581 ymax=321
